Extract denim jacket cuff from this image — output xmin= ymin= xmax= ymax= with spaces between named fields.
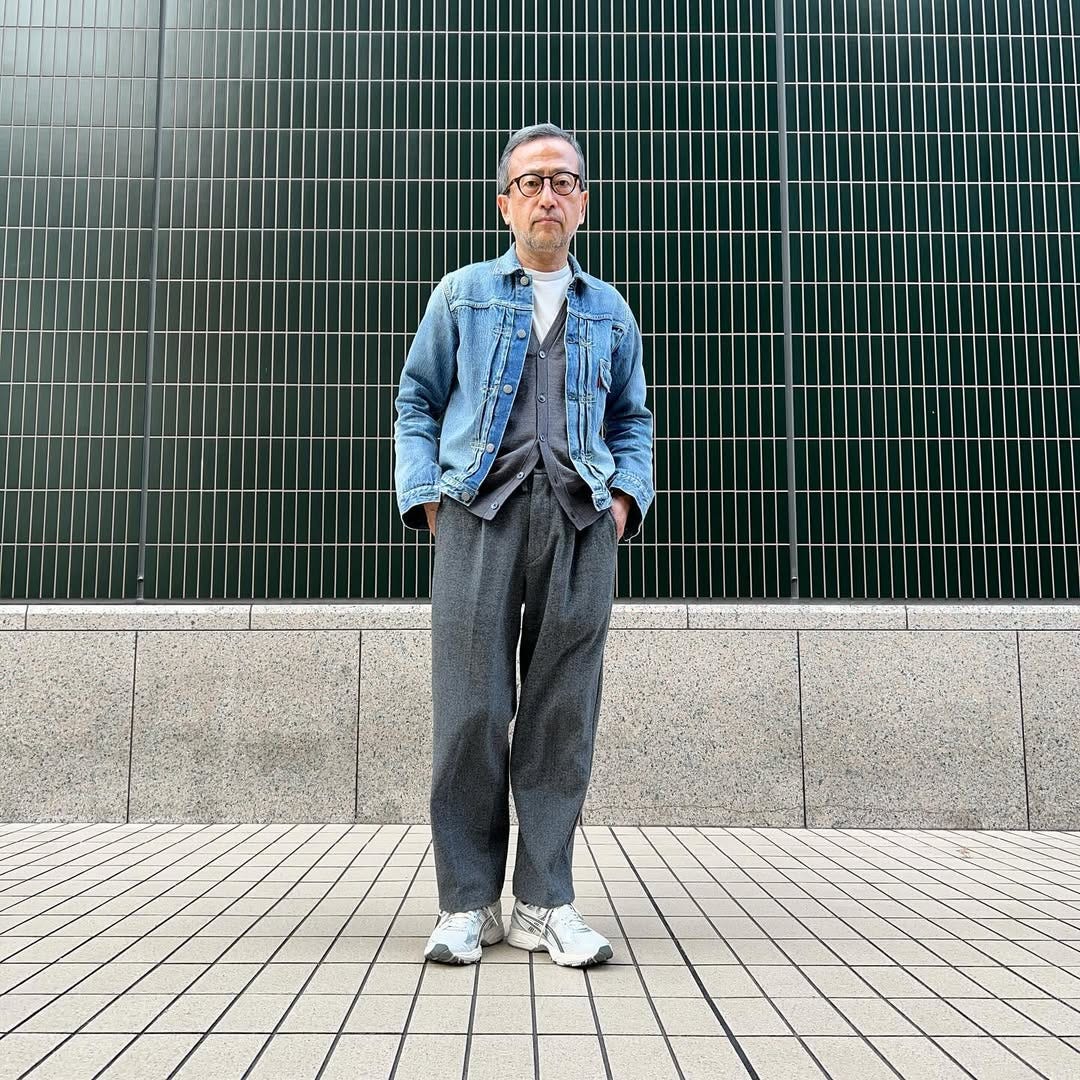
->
xmin=399 ymin=483 xmax=442 ymax=532
xmin=609 ymin=470 xmax=653 ymax=541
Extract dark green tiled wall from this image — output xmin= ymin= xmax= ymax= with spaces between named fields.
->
xmin=786 ymin=1 xmax=1079 ymax=598
xmin=141 ymin=0 xmax=780 ymax=600
xmin=0 ymin=1 xmax=157 ymax=599
xmin=1 ymin=1 xmax=1076 ymax=599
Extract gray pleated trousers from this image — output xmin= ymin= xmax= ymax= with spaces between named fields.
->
xmin=429 ymin=470 xmax=618 ymax=912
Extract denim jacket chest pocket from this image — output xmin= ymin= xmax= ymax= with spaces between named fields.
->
xmin=577 ymin=317 xmax=618 ymax=448
xmin=453 ymin=301 xmax=516 ymax=389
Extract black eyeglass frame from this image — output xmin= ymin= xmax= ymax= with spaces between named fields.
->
xmin=502 ymin=171 xmax=585 ymax=197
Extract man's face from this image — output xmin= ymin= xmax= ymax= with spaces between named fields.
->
xmin=497 ymin=137 xmax=589 ymax=263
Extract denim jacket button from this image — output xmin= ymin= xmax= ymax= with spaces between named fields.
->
xmin=502 ymin=384 xmax=512 ymax=393
xmin=516 ymin=329 xmax=526 ymax=339
xmin=519 ymin=275 xmax=530 ymax=286
xmin=485 ymin=442 xmax=495 ymax=453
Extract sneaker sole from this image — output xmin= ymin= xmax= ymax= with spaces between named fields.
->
xmin=506 ymin=926 xmax=613 ymax=968
xmin=425 ymin=942 xmax=482 ymax=964
xmin=425 ymin=927 xmax=505 ymax=965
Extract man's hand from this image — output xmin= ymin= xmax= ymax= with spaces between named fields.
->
xmin=610 ymin=491 xmax=633 ymax=541
xmin=424 ymin=501 xmax=439 ymax=535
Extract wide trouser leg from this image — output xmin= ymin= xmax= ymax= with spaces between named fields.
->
xmin=429 ymin=494 xmax=527 ymax=912
xmin=511 ymin=474 xmax=618 ymax=907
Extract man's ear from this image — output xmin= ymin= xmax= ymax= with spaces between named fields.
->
xmin=496 ymin=192 xmax=511 ymax=226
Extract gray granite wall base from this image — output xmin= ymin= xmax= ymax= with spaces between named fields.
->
xmin=800 ymin=631 xmax=1027 ymax=829
xmin=0 ymin=632 xmax=135 ymax=821
xmin=1 ymin=602 xmax=1079 ymax=827
xmin=587 ymin=631 xmax=804 ymax=826
xmin=129 ymin=631 xmax=360 ymax=823
xmin=1017 ymin=631 xmax=1080 ymax=831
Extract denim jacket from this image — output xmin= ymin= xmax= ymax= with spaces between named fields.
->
xmin=394 ymin=245 xmax=655 ymax=539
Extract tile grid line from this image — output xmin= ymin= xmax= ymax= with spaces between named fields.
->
xmin=790 ymin=826 xmax=1080 ymax=1063
xmin=135 ymin=0 xmax=169 ymax=602
xmin=229 ymin=824 xmax=415 ymax=1079
xmin=335 ymin=833 xmax=432 ymax=1080
xmin=680 ymin=826 xmax=999 ymax=1077
xmin=0 ymin=824 xmax=66 ymax=866
xmin=766 ymin=826 xmax=1076 ymax=985
xmin=118 ymin=822 xmax=389 ymax=1078
xmin=677 ymin=826 xmax=977 ymax=1077
xmin=154 ymin=820 xmax=410 ymax=1075
xmin=808 ymin=825 xmax=1080 ymax=952
xmin=80 ymin=822 xmax=372 ymax=1078
xmin=0 ymin=822 xmax=169 ymax=909
xmin=2 ymin=821 xmax=279 ymax=1072
xmin=605 ymin=826 xmax=763 ymax=1080
xmin=0 ymin=824 xmax=205 ymax=941
xmin=79 ymin=825 xmax=371 ymax=1071
xmin=0 ymin=823 xmax=253 ymax=962
xmin=774 ymin=0 xmax=799 ymax=599
xmin=581 ymin=932 xmax=615 ymax=1080
xmin=619 ymin=825 xmax=860 ymax=1079
xmin=725 ymin=826 xmax=1073 ymax=1075
xmin=966 ymin=826 xmax=1080 ymax=865
xmin=577 ymin=825 xmax=689 ymax=1079
xmin=6 ymin=820 xmax=1080 ymax=1075
xmin=824 ymin=827 xmax=1080 ymax=986
xmin=0 ymin=821 xmax=120 ymax=868
xmin=527 ymin=947 xmax=540 ymax=1078
xmin=458 ymin=959 xmax=480 ymax=1080
xmin=0 ymin=823 xmax=50 ymax=839
xmin=734 ymin=823 xmax=1066 ymax=1025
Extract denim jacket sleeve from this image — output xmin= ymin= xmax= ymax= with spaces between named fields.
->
xmin=605 ymin=308 xmax=655 ymax=540
xmin=393 ymin=277 xmax=457 ymax=531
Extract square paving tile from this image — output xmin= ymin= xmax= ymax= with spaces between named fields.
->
xmin=5 ymin=824 xmax=1080 ymax=1079
xmin=464 ymin=1033 xmax=535 ymax=1079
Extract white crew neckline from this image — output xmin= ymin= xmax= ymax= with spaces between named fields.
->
xmin=528 ymin=265 xmax=572 ymax=281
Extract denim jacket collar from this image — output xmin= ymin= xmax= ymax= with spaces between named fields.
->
xmin=490 ymin=243 xmax=591 ymax=292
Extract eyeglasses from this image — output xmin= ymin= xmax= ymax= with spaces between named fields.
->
xmin=503 ymin=172 xmax=583 ymax=197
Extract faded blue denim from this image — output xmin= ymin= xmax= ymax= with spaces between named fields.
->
xmin=394 ymin=244 xmax=655 ymax=537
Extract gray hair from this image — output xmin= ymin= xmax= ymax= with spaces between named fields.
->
xmin=497 ymin=124 xmax=587 ymax=193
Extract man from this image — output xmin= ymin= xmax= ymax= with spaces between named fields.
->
xmin=393 ymin=123 xmax=654 ymax=968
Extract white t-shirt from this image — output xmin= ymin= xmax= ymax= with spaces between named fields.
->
xmin=530 ymin=264 xmax=573 ymax=341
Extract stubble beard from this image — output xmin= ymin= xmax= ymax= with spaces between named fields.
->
xmin=522 ymin=223 xmax=567 ymax=256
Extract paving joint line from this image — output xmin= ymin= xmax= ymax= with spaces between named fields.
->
xmin=239 ymin=824 xmax=416 ymax=1079
xmin=578 ymin=824 xmax=688 ymax=1080
xmin=607 ymin=827 xmax=763 ymax=1080
xmin=729 ymin=825 xmax=1061 ymax=1078
xmin=5 ymin=822 xmax=272 ymax=1075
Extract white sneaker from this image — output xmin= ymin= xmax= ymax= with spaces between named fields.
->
xmin=424 ymin=901 xmax=504 ymax=964
xmin=507 ymin=899 xmax=613 ymax=967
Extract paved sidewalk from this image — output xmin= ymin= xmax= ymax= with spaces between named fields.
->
xmin=1 ymin=824 xmax=1079 ymax=1079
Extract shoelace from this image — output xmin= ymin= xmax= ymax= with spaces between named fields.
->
xmin=560 ymin=903 xmax=592 ymax=936
xmin=437 ymin=909 xmax=480 ymax=932
xmin=536 ymin=902 xmax=590 ymax=939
